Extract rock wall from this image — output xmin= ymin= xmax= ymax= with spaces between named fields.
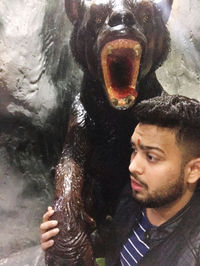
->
xmin=157 ymin=0 xmax=200 ymax=99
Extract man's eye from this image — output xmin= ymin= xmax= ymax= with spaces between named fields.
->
xmin=147 ymin=154 xmax=157 ymax=162
xmin=131 ymin=146 xmax=136 ymax=151
xmin=130 ymin=146 xmax=137 ymax=154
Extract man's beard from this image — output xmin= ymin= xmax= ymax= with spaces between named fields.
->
xmin=131 ymin=167 xmax=186 ymax=208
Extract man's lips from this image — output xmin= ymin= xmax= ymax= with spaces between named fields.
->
xmin=130 ymin=177 xmax=144 ymax=191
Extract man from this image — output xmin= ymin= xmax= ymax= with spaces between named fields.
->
xmin=40 ymin=94 xmax=200 ymax=265
xmin=106 ymin=94 xmax=200 ymax=266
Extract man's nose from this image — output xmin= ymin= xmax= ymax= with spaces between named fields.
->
xmin=129 ymin=153 xmax=144 ymax=176
xmin=108 ymin=10 xmax=136 ymax=27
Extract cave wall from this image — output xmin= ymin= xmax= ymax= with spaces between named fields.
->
xmin=157 ymin=0 xmax=200 ymax=99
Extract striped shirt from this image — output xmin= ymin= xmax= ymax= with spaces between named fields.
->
xmin=120 ymin=211 xmax=154 ymax=266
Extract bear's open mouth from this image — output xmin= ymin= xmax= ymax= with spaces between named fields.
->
xmin=101 ymin=39 xmax=142 ymax=109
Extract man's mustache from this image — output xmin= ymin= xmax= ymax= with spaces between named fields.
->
xmin=130 ymin=172 xmax=148 ymax=189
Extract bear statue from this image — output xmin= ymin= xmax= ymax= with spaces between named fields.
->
xmin=46 ymin=0 xmax=173 ymax=265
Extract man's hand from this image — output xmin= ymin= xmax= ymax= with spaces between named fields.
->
xmin=40 ymin=206 xmax=60 ymax=251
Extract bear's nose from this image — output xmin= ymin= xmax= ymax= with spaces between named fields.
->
xmin=108 ymin=10 xmax=136 ymax=27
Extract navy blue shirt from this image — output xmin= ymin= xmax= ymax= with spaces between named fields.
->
xmin=120 ymin=211 xmax=155 ymax=265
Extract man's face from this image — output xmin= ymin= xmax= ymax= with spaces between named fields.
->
xmin=129 ymin=123 xmax=187 ymax=208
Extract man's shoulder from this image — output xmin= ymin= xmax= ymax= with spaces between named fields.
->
xmin=139 ymin=193 xmax=200 ymax=266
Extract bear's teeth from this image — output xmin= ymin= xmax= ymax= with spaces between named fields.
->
xmin=101 ymin=39 xmax=142 ymax=109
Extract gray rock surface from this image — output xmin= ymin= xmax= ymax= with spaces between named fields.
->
xmin=0 ymin=245 xmax=44 ymax=266
xmin=157 ymin=0 xmax=200 ymax=99
xmin=0 ymin=0 xmax=82 ymax=126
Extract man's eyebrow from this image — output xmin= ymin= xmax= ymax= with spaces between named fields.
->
xmin=130 ymin=141 xmax=165 ymax=154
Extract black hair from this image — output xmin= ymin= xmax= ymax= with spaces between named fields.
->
xmin=133 ymin=93 xmax=200 ymax=160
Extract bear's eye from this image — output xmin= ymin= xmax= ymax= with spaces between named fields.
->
xmin=143 ymin=14 xmax=150 ymax=23
xmin=95 ymin=17 xmax=102 ymax=24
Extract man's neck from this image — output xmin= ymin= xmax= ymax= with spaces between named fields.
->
xmin=145 ymin=190 xmax=194 ymax=226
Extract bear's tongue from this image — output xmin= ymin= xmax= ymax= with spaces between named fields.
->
xmin=101 ymin=39 xmax=142 ymax=110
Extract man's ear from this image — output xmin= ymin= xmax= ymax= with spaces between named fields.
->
xmin=185 ymin=158 xmax=200 ymax=185
xmin=65 ymin=0 xmax=82 ymax=24
xmin=155 ymin=0 xmax=174 ymax=23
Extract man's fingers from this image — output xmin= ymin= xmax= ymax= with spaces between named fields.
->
xmin=41 ymin=228 xmax=60 ymax=243
xmin=41 ymin=239 xmax=54 ymax=251
xmin=40 ymin=220 xmax=58 ymax=233
xmin=40 ymin=206 xmax=59 ymax=251
xmin=42 ymin=208 xmax=54 ymax=222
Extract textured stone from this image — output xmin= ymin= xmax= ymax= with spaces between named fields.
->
xmin=0 ymin=0 xmax=82 ymax=126
xmin=157 ymin=0 xmax=200 ymax=100
xmin=0 ymin=245 xmax=44 ymax=266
